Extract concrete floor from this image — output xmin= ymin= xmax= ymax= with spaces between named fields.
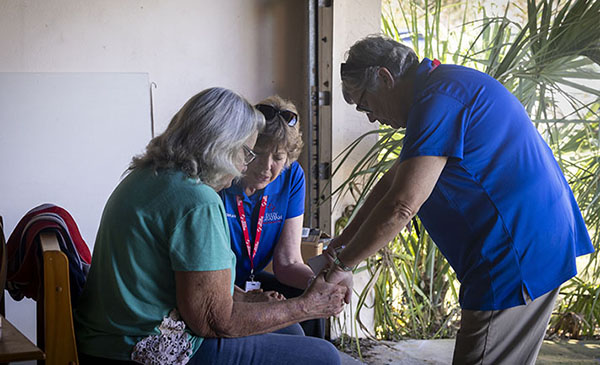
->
xmin=339 ymin=339 xmax=600 ymax=364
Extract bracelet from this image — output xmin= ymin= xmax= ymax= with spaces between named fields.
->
xmin=333 ymin=256 xmax=354 ymax=272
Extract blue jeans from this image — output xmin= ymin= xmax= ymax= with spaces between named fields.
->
xmin=79 ymin=325 xmax=339 ymax=365
xmin=189 ymin=324 xmax=340 ymax=365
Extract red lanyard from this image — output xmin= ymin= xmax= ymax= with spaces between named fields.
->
xmin=236 ymin=195 xmax=268 ymax=277
xmin=429 ymin=59 xmax=441 ymax=74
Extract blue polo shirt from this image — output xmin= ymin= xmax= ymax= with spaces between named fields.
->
xmin=400 ymin=58 xmax=593 ymax=310
xmin=219 ymin=161 xmax=305 ymax=287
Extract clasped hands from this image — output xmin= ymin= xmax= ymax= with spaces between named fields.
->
xmin=322 ymin=237 xmax=354 ymax=304
xmin=242 ymin=237 xmax=354 ymax=316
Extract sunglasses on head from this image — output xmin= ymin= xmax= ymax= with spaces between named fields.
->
xmin=255 ymin=104 xmax=298 ymax=127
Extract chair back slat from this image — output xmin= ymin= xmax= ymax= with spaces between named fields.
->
xmin=39 ymin=231 xmax=79 ymax=365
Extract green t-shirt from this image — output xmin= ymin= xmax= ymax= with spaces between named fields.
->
xmin=74 ymin=167 xmax=235 ymax=361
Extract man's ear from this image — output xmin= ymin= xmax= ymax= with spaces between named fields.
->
xmin=377 ymin=67 xmax=395 ymax=88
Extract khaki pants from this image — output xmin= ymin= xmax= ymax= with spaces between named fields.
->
xmin=453 ymin=287 xmax=559 ymax=365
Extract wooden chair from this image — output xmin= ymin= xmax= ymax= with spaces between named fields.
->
xmin=0 ymin=216 xmax=45 ymax=363
xmin=0 ymin=215 xmax=78 ymax=365
xmin=37 ymin=231 xmax=79 ymax=365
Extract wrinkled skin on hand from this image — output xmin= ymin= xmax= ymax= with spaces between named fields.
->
xmin=244 ymin=289 xmax=286 ymax=303
xmin=301 ymin=272 xmax=347 ymax=318
xmin=325 ymin=265 xmax=354 ymax=304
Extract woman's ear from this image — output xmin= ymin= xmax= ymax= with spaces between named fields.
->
xmin=377 ymin=67 xmax=395 ymax=89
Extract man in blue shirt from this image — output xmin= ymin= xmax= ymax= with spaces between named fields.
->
xmin=326 ymin=35 xmax=593 ymax=364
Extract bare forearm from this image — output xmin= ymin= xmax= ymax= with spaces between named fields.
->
xmin=338 ymin=197 xmax=414 ymax=268
xmin=226 ymin=299 xmax=309 ymax=336
xmin=178 ymin=268 xmax=344 ymax=340
xmin=215 ymin=273 xmax=345 ymax=337
xmin=186 ymin=297 xmax=308 ymax=338
xmin=339 ymin=162 xmax=399 ymax=242
xmin=274 ymin=262 xmax=315 ymax=289
xmin=337 ymin=156 xmax=447 ymax=267
xmin=272 ymin=216 xmax=312 ymax=289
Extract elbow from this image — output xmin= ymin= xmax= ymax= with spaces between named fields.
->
xmin=202 ymin=304 xmax=247 ymax=338
xmin=191 ymin=313 xmax=237 ymax=338
xmin=272 ymin=257 xmax=301 ymax=280
xmin=272 ymin=262 xmax=290 ymax=279
xmin=207 ymin=322 xmax=237 ymax=338
xmin=388 ymin=198 xmax=418 ymax=223
xmin=179 ymin=301 xmax=237 ymax=338
xmin=182 ymin=312 xmax=219 ymax=338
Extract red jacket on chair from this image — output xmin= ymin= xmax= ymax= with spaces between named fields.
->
xmin=6 ymin=203 xmax=91 ymax=303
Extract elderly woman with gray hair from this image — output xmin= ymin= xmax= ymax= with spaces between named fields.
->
xmin=74 ymin=87 xmax=345 ymax=365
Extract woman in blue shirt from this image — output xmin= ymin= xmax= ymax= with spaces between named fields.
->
xmin=220 ymin=95 xmax=325 ymax=338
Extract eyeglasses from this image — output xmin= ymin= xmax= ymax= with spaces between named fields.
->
xmin=255 ymin=104 xmax=298 ymax=126
xmin=341 ymin=62 xmax=368 ymax=76
xmin=242 ymin=144 xmax=256 ymax=165
xmin=355 ymin=88 xmax=373 ymax=114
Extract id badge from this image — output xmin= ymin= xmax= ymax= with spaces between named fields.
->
xmin=245 ymin=280 xmax=261 ymax=292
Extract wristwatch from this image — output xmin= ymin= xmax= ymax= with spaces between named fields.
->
xmin=333 ymin=256 xmax=354 ymax=272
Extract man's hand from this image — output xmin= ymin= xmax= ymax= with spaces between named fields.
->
xmin=324 ymin=264 xmax=353 ymax=304
xmin=324 ymin=236 xmax=344 ymax=263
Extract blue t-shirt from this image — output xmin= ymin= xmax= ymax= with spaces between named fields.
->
xmin=400 ymin=58 xmax=594 ymax=310
xmin=219 ymin=161 xmax=305 ymax=287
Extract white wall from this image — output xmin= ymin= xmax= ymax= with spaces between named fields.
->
xmin=331 ymin=0 xmax=382 ymax=338
xmin=0 ymin=0 xmax=310 ymax=352
xmin=0 ymin=0 xmax=306 ymax=134
xmin=0 ymin=73 xmax=151 ymax=361
xmin=332 ymin=0 xmax=381 ymax=227
xmin=0 ymin=0 xmax=382 ymax=351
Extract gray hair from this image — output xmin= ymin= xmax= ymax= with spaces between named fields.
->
xmin=130 ymin=87 xmax=265 ymax=189
xmin=341 ymin=35 xmax=418 ymax=104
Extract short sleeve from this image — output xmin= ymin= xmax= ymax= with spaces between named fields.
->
xmin=168 ymin=202 xmax=233 ymax=272
xmin=400 ymin=93 xmax=469 ymax=162
xmin=286 ymin=162 xmax=305 ymax=219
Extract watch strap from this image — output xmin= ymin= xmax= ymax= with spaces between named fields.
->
xmin=333 ymin=256 xmax=353 ymax=272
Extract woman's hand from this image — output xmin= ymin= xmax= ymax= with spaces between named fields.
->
xmin=234 ymin=285 xmax=285 ymax=302
xmin=300 ymin=272 xmax=346 ymax=318
xmin=244 ymin=289 xmax=286 ymax=303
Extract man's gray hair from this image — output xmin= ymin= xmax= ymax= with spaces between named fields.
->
xmin=130 ymin=87 xmax=265 ymax=188
xmin=341 ymin=35 xmax=418 ymax=104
